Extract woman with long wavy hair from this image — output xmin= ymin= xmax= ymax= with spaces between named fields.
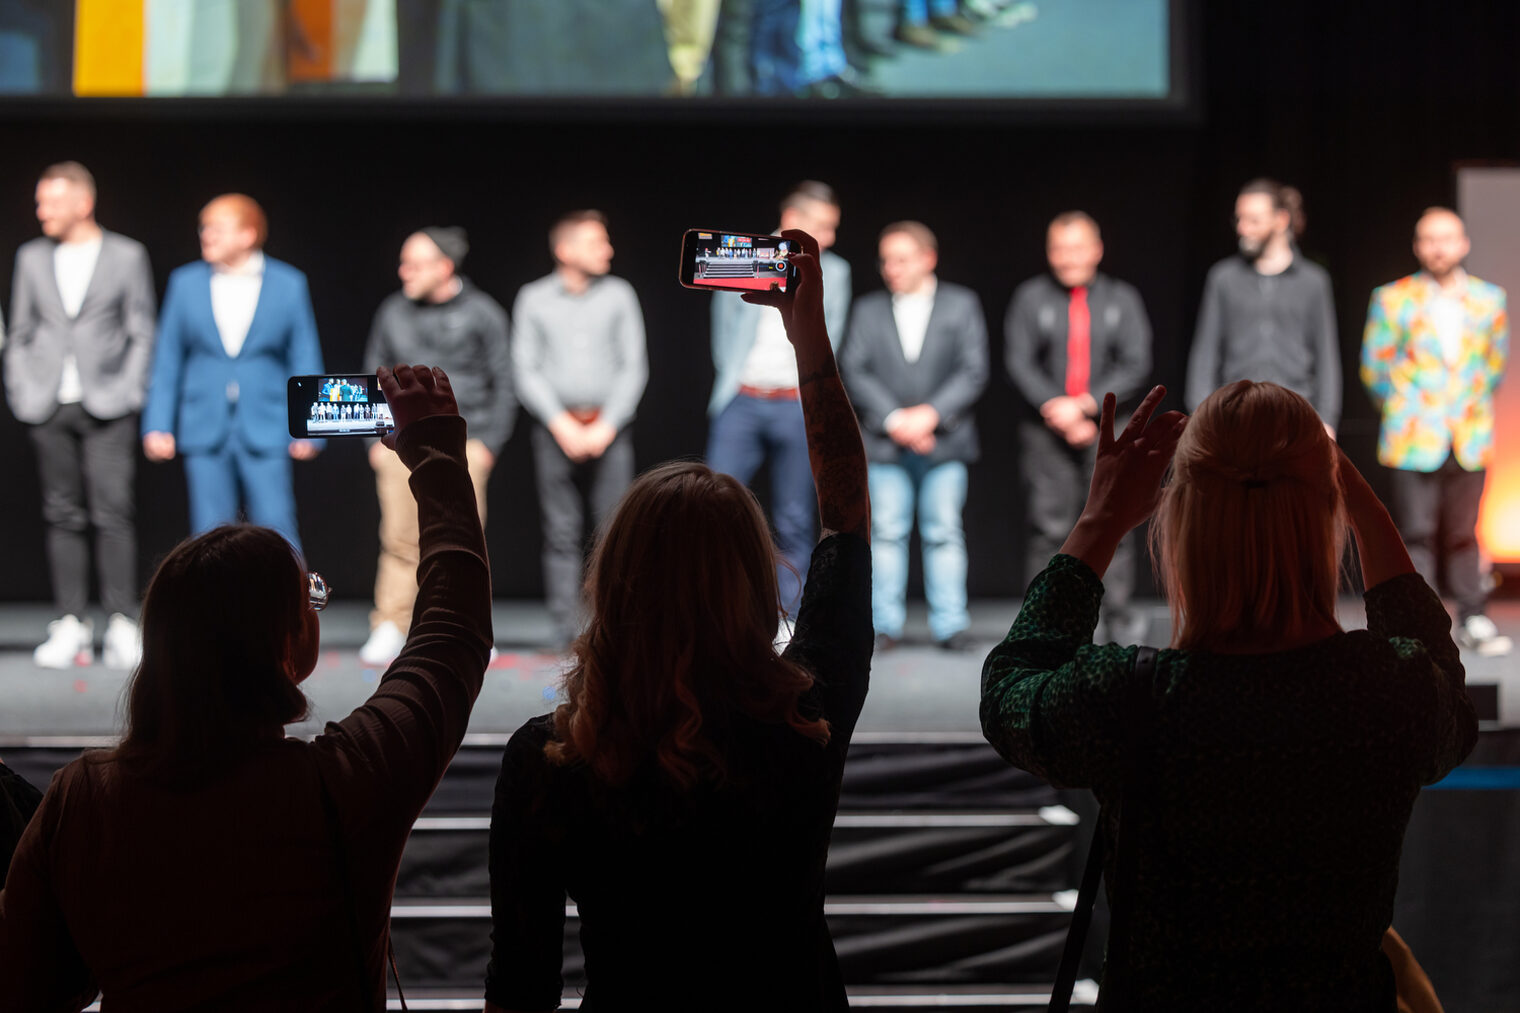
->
xmin=981 ymin=380 xmax=1475 ymax=1010
xmin=0 ymin=365 xmax=492 ymax=1012
xmin=485 ymin=230 xmax=871 ymax=1012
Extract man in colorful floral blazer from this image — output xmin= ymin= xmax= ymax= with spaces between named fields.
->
xmin=1361 ymin=206 xmax=1510 ymax=655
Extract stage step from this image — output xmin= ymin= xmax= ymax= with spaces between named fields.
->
xmin=397 ymin=807 xmax=1080 ymax=900
xmin=366 ymin=982 xmax=1099 ymax=1009
xmin=389 ymin=893 xmax=1076 ymax=990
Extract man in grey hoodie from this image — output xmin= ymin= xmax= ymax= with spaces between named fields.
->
xmin=361 ymin=227 xmax=514 ymax=664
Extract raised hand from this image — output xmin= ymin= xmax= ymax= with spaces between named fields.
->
xmin=740 ymin=229 xmax=826 ymax=345
xmin=377 ymin=364 xmax=460 ymax=451
xmin=1082 ymin=385 xmax=1188 ymax=535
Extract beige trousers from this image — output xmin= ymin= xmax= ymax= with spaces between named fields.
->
xmin=658 ymin=0 xmax=722 ymax=86
xmin=372 ymin=439 xmax=492 ymax=631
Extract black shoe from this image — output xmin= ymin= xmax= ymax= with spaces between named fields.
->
xmin=935 ymin=630 xmax=977 ymax=652
xmin=874 ymin=632 xmax=901 ymax=653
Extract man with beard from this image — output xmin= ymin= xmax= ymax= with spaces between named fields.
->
xmin=1185 ymin=178 xmax=1340 ymax=435
xmin=1362 ymin=208 xmax=1511 ymax=656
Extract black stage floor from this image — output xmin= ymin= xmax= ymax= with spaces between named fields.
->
xmin=1 ymin=596 xmax=1516 ymax=743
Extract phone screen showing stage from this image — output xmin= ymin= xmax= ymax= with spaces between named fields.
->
xmin=287 ymin=375 xmax=394 ymax=438
xmin=682 ymin=231 xmax=797 ymax=293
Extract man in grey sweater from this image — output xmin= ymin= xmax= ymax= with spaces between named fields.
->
xmin=1186 ymin=178 xmax=1340 ymax=434
xmin=361 ymin=227 xmax=514 ymax=664
xmin=513 ymin=211 xmax=648 ymax=648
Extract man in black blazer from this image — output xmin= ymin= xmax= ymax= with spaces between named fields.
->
xmin=4 ymin=162 xmax=156 ymax=670
xmin=1005 ymin=211 xmax=1152 ymax=642
xmin=841 ymin=221 xmax=988 ymax=650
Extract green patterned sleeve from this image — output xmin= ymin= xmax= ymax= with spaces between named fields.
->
xmin=1363 ymin=572 xmax=1478 ymax=784
xmin=980 ymin=554 xmax=1138 ymax=789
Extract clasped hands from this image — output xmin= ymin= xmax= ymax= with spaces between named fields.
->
xmin=1041 ymin=392 xmax=1100 ymax=448
xmin=886 ymin=403 xmax=940 ymax=454
xmin=548 ymin=412 xmax=617 ymax=463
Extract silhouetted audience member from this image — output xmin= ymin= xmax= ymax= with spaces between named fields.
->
xmin=981 ymin=381 xmax=1477 ymax=1009
xmin=484 ymin=230 xmax=871 ymax=1013
xmin=0 ymin=365 xmax=492 ymax=1012
xmin=0 ymin=761 xmax=42 ymax=890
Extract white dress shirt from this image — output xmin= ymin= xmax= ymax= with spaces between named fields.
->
xmin=891 ymin=278 xmax=937 ymax=364
xmin=737 ymin=309 xmax=799 ymax=390
xmin=210 ymin=251 xmax=265 ymax=358
xmin=1429 ymin=270 xmax=1467 ymax=369
xmin=53 ymin=235 xmax=103 ymax=404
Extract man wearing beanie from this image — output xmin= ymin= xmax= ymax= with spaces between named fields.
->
xmin=360 ymin=227 xmax=514 ymax=665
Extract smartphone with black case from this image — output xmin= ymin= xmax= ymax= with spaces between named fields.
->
xmin=678 ymin=229 xmax=799 ymax=294
xmin=287 ymin=374 xmax=394 ymax=439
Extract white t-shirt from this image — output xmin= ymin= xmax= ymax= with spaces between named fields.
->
xmin=53 ymin=236 xmax=102 ymax=404
xmin=891 ymin=278 xmax=937 ymax=364
xmin=210 ymin=251 xmax=265 ymax=358
xmin=737 ymin=309 xmax=799 ymax=390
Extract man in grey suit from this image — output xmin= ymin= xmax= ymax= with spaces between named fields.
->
xmin=842 ymin=221 xmax=988 ymax=651
xmin=3 ymin=162 xmax=155 ymax=670
xmin=708 ymin=181 xmax=852 ymax=616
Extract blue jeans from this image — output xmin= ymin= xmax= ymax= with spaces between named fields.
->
xmin=707 ymin=394 xmax=816 ymax=616
xmin=183 ymin=433 xmax=302 ymax=555
xmin=902 ymin=0 xmax=959 ymax=24
xmin=799 ymin=0 xmax=846 ymax=83
xmin=751 ymin=0 xmax=803 ymax=94
xmin=868 ymin=455 xmax=969 ymax=641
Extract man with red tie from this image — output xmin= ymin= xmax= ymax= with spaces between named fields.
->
xmin=1006 ymin=211 xmax=1153 ymax=643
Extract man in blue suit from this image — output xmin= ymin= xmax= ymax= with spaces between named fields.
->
xmin=708 ymin=181 xmax=852 ymax=617
xmin=142 ymin=194 xmax=324 ymax=553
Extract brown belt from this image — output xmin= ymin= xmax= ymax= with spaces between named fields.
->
xmin=567 ymin=407 xmax=602 ymax=425
xmin=738 ymin=384 xmax=800 ymax=401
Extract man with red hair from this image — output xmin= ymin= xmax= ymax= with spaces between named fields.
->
xmin=142 ymin=194 xmax=324 ymax=552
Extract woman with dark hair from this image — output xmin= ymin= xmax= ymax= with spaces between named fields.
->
xmin=484 ymin=230 xmax=871 ymax=1012
xmin=0 ymin=364 xmax=492 ymax=1012
xmin=981 ymin=381 xmax=1477 ymax=1010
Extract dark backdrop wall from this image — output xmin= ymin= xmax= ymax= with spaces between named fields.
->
xmin=0 ymin=0 xmax=1516 ymax=603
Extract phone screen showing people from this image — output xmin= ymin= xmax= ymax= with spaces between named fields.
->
xmin=287 ymin=375 xmax=394 ymax=438
xmin=680 ymin=230 xmax=798 ymax=293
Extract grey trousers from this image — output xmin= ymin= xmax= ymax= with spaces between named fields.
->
xmin=29 ymin=404 xmax=139 ymax=618
xmin=530 ymin=424 xmax=635 ymax=642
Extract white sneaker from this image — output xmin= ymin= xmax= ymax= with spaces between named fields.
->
xmin=1458 ymin=614 xmax=1513 ymax=657
xmin=102 ymin=613 xmax=142 ymax=670
xmin=359 ymin=620 xmax=407 ymax=666
xmin=34 ymin=615 xmax=93 ymax=669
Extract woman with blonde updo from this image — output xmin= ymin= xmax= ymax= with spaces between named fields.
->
xmin=982 ymin=380 xmax=1475 ymax=1010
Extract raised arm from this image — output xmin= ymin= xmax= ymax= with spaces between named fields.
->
xmin=314 ymin=365 xmax=493 ymax=826
xmin=745 ymin=229 xmax=868 ymax=541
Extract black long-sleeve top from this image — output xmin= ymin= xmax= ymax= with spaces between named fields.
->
xmin=485 ymin=533 xmax=873 ymax=1012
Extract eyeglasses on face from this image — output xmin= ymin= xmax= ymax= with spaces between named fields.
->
xmin=307 ymin=571 xmax=331 ymax=612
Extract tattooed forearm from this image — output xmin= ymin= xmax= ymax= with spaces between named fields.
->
xmin=801 ymin=372 xmax=870 ymax=541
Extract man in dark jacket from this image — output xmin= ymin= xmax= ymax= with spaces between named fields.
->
xmin=1006 ymin=211 xmax=1152 ymax=642
xmin=841 ymin=221 xmax=988 ymax=651
xmin=361 ymin=227 xmax=514 ymax=664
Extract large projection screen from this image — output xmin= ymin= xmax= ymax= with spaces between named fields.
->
xmin=0 ymin=0 xmax=1185 ymax=109
xmin=1458 ymin=166 xmax=1520 ymax=564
